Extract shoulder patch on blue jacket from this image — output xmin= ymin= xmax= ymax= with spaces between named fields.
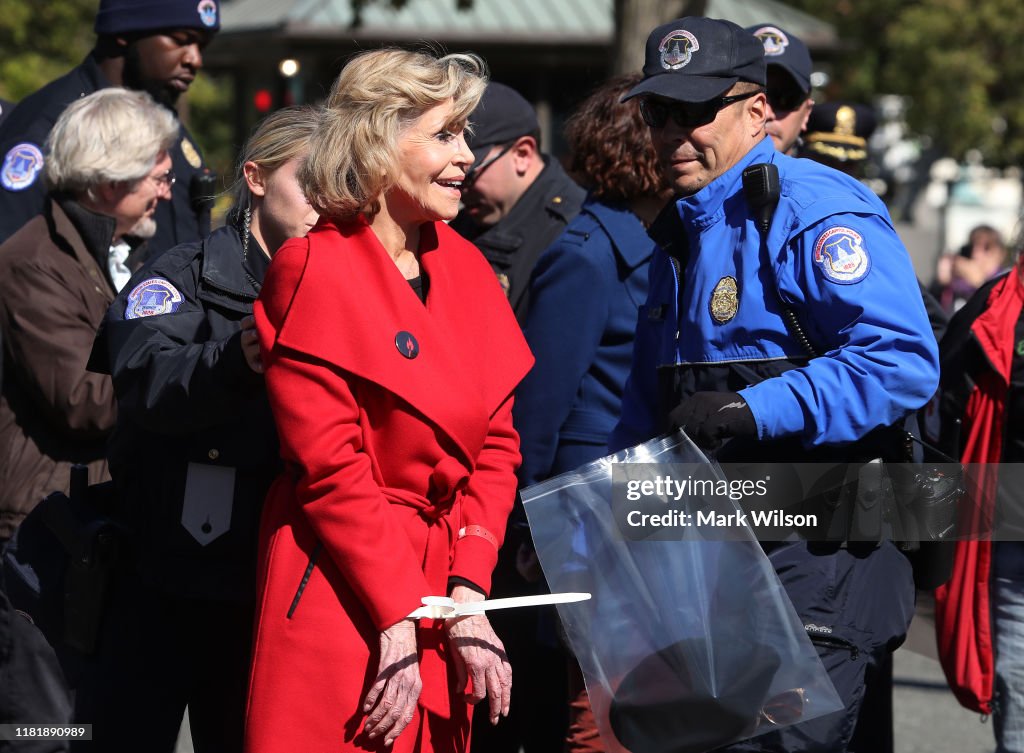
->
xmin=125 ymin=278 xmax=184 ymax=319
xmin=1 ymin=143 xmax=44 ymax=192
xmin=812 ymin=226 xmax=870 ymax=284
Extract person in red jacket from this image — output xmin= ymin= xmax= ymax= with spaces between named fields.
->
xmin=932 ymin=251 xmax=1024 ymax=752
xmin=245 ymin=49 xmax=533 ymax=753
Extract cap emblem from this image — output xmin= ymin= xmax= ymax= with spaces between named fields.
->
xmin=659 ymin=30 xmax=699 ymax=70
xmin=197 ymin=0 xmax=218 ymax=28
xmin=752 ymin=26 xmax=789 ymax=57
xmin=835 ymin=106 xmax=857 ymax=137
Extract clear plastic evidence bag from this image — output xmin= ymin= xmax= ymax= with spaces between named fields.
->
xmin=521 ymin=432 xmax=843 ymax=753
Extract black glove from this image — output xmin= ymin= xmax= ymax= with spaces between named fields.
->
xmin=668 ymin=391 xmax=757 ymax=449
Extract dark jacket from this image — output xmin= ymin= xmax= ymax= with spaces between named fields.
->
xmin=92 ymin=224 xmax=279 ymax=601
xmin=0 ymin=198 xmax=127 ymax=540
xmin=0 ymin=53 xmax=210 ymax=255
xmin=451 ymin=156 xmax=585 ymax=324
xmin=515 ymin=199 xmax=653 ymax=486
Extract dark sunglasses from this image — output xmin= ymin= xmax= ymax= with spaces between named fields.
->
xmin=767 ymin=87 xmax=810 ymax=113
xmin=463 ymin=141 xmax=515 ymax=187
xmin=639 ymin=88 xmax=764 ymax=129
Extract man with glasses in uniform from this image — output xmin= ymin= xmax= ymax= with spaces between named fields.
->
xmin=452 ymin=82 xmax=584 ymax=324
xmin=611 ymin=16 xmax=938 ymax=751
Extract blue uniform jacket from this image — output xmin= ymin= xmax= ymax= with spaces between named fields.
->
xmin=611 ymin=136 xmax=939 ymax=452
xmin=515 ymin=199 xmax=653 ymax=486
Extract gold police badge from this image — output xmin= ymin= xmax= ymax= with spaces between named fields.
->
xmin=710 ymin=276 xmax=739 ymax=323
xmin=180 ymin=138 xmax=202 ymax=169
xmin=496 ymin=272 xmax=511 ymax=298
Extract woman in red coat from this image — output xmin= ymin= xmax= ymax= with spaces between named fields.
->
xmin=245 ymin=49 xmax=533 ymax=753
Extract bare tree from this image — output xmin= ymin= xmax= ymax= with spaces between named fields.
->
xmin=611 ymin=0 xmax=707 ymax=75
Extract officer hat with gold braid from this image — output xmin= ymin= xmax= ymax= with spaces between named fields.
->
xmin=800 ymin=101 xmax=877 ymax=164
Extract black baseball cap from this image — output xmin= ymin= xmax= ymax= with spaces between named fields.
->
xmin=465 ymin=82 xmax=540 ymax=165
xmin=623 ymin=17 xmax=766 ymax=104
xmin=746 ymin=24 xmax=812 ymax=93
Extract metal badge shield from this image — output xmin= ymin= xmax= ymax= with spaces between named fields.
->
xmin=752 ymin=26 xmax=789 ymax=57
xmin=496 ymin=272 xmax=511 ymax=297
xmin=181 ymin=138 xmax=202 ymax=169
xmin=812 ymin=226 xmax=871 ymax=284
xmin=710 ymin=276 xmax=739 ymax=323
xmin=659 ymin=30 xmax=700 ymax=70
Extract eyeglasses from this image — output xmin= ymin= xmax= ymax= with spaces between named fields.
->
xmin=463 ymin=142 xmax=515 ymax=187
xmin=639 ymin=89 xmax=764 ymax=129
xmin=767 ymin=87 xmax=810 ymax=113
xmin=149 ymin=169 xmax=176 ymax=189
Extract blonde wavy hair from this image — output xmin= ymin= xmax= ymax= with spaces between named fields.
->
xmin=301 ymin=48 xmax=487 ymax=221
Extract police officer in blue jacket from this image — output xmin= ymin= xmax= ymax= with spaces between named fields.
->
xmin=0 ymin=0 xmax=219 ymax=255
xmin=611 ymin=17 xmax=939 ymax=751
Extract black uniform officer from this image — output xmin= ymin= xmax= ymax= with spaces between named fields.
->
xmin=79 ymin=221 xmax=276 ymax=752
xmin=0 ymin=0 xmax=220 ymax=255
xmin=450 ymin=82 xmax=585 ymax=324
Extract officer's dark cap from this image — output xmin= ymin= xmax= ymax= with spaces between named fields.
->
xmin=801 ymin=101 xmax=877 ymax=163
xmin=623 ymin=17 xmax=766 ymax=104
xmin=746 ymin=24 xmax=812 ymax=94
xmin=94 ymin=0 xmax=221 ymax=36
xmin=465 ymin=82 xmax=540 ymax=165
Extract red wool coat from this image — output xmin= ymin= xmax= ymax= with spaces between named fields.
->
xmin=934 ymin=264 xmax=1024 ymax=714
xmin=244 ymin=218 xmax=533 ymax=753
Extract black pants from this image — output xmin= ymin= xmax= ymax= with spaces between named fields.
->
xmin=0 ymin=577 xmax=72 ymax=753
xmin=717 ymin=541 xmax=914 ymax=753
xmin=470 ymin=537 xmax=569 ymax=753
xmin=71 ymin=572 xmax=254 ymax=753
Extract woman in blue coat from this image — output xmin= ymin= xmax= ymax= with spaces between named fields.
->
xmin=509 ymin=74 xmax=671 ymax=753
xmin=515 ymin=74 xmax=671 ymax=486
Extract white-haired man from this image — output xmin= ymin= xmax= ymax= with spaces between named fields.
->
xmin=0 ymin=87 xmax=176 ymax=543
xmin=0 ymin=86 xmax=176 ymax=751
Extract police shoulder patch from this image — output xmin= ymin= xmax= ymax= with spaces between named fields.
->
xmin=125 ymin=278 xmax=184 ymax=319
xmin=1 ymin=143 xmax=44 ymax=192
xmin=812 ymin=226 xmax=871 ymax=284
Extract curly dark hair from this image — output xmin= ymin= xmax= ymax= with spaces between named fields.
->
xmin=564 ymin=73 xmax=667 ymax=203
